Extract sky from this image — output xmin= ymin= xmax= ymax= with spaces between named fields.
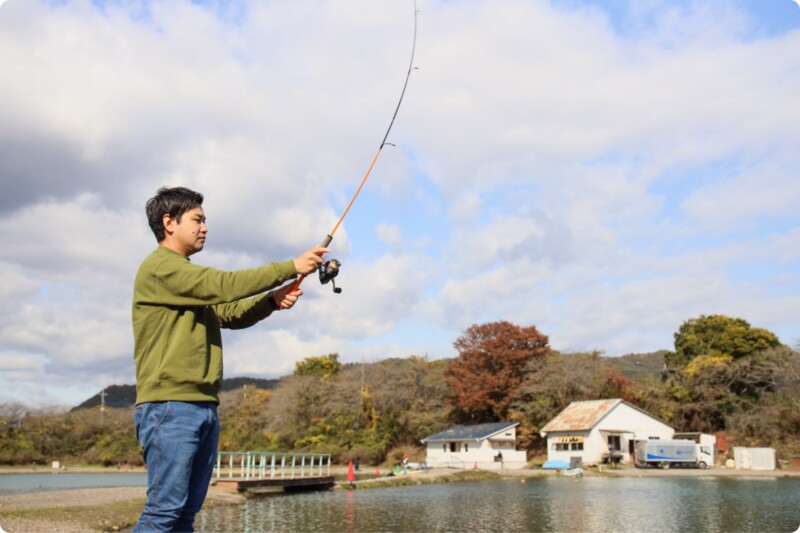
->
xmin=0 ymin=0 xmax=798 ymax=408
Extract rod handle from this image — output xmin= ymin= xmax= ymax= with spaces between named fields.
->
xmin=283 ymin=234 xmax=334 ymax=303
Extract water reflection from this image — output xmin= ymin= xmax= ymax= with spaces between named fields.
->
xmin=195 ymin=477 xmax=800 ymax=533
xmin=345 ymin=488 xmax=354 ymax=533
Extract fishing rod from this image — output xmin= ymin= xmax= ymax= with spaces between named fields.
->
xmin=290 ymin=0 xmax=419 ymax=298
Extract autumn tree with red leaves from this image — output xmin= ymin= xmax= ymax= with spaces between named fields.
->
xmin=446 ymin=321 xmax=551 ymax=423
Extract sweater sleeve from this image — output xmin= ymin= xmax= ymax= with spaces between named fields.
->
xmin=137 ymin=247 xmax=297 ymax=307
xmin=214 ymin=292 xmax=279 ymax=329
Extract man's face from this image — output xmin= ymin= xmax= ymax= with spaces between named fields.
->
xmin=165 ymin=207 xmax=207 ymax=257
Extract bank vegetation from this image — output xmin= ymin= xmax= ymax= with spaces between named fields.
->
xmin=2 ymin=314 xmax=799 ymax=467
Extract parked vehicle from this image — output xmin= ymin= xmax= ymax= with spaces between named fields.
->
xmin=634 ymin=439 xmax=713 ymax=469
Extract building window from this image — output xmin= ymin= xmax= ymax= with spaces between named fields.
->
xmin=608 ymin=435 xmax=621 ymax=451
xmin=570 ymin=442 xmax=584 ymax=451
xmin=443 ymin=444 xmax=447 ymax=453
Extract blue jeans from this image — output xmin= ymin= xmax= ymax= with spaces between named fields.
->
xmin=134 ymin=401 xmax=219 ymax=532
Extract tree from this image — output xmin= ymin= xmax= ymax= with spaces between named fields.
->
xmin=264 ymin=356 xmax=451 ymax=464
xmin=663 ymin=316 xmax=789 ymax=435
xmin=666 ymin=314 xmax=781 ymax=370
xmin=446 ymin=321 xmax=550 ymax=423
xmin=218 ymin=386 xmax=272 ymax=451
xmin=294 ymin=353 xmax=342 ymax=379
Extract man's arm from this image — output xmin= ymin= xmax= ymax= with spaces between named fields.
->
xmin=213 ymin=246 xmax=328 ymax=328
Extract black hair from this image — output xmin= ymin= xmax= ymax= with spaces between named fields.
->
xmin=145 ymin=186 xmax=204 ymax=242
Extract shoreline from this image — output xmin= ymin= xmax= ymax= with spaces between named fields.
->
xmin=1 ymin=465 xmax=798 ymax=532
xmin=0 ymin=466 xmax=147 ymax=475
xmin=3 ymin=462 xmax=798 ymax=477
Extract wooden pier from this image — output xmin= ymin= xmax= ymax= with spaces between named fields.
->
xmin=214 ymin=451 xmax=335 ymax=493
xmin=214 ymin=475 xmax=335 ymax=493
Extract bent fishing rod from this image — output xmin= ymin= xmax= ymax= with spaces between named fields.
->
xmin=290 ymin=0 xmax=419 ymax=297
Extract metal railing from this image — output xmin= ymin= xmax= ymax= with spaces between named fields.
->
xmin=215 ymin=451 xmax=332 ymax=480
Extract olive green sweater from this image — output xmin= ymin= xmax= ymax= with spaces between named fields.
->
xmin=132 ymin=246 xmax=297 ymax=405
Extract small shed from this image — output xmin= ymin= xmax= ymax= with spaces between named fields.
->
xmin=422 ymin=422 xmax=528 ymax=470
xmin=733 ymin=447 xmax=776 ymax=470
xmin=540 ymin=399 xmax=674 ymax=466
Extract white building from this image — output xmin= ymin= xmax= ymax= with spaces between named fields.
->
xmin=421 ymin=422 xmax=528 ymax=470
xmin=540 ymin=399 xmax=674 ymax=466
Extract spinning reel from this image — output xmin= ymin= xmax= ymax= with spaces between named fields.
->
xmin=318 ymin=258 xmax=342 ymax=294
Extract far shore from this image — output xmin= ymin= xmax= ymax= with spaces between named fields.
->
xmin=2 ymin=461 xmax=798 ymax=477
xmin=3 ymin=461 xmax=800 ymax=482
xmin=0 ymin=465 xmax=800 ymax=480
xmin=0 ymin=465 xmax=146 ymax=475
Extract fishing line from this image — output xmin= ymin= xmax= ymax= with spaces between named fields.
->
xmin=290 ymin=0 xmax=419 ymax=297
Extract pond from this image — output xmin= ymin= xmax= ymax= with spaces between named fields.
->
xmin=2 ymin=472 xmax=798 ymax=532
xmin=197 ymin=476 xmax=799 ymax=533
xmin=0 ymin=472 xmax=147 ymax=496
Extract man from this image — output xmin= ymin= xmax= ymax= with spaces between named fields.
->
xmin=132 ymin=186 xmax=328 ymax=531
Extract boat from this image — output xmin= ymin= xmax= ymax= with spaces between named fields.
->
xmin=563 ymin=467 xmax=584 ymax=478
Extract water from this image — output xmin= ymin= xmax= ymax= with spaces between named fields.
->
xmin=197 ymin=477 xmax=800 ymax=533
xmin=1 ymin=473 xmax=797 ymax=532
xmin=0 ymin=472 xmax=147 ymax=495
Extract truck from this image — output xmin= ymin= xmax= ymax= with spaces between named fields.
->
xmin=634 ymin=439 xmax=713 ymax=469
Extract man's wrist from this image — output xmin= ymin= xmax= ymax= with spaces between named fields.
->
xmin=267 ymin=291 xmax=281 ymax=311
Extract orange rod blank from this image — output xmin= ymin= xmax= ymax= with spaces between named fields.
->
xmin=288 ymin=1 xmax=418 ymax=295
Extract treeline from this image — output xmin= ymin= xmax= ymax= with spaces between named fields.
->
xmin=1 ymin=314 xmax=799 ymax=466
xmin=0 ymin=404 xmax=141 ymax=466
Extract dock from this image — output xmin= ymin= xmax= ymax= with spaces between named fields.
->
xmin=214 ymin=451 xmax=334 ymax=493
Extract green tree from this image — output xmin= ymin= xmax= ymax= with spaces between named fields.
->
xmin=446 ymin=321 xmax=551 ymax=424
xmin=666 ymin=314 xmax=781 ymax=370
xmin=294 ymin=353 xmax=342 ymax=379
xmin=662 ymin=316 xmax=790 ymax=437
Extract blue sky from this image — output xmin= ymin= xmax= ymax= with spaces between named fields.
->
xmin=0 ymin=0 xmax=798 ymax=407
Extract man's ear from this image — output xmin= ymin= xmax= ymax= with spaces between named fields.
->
xmin=162 ymin=214 xmax=175 ymax=236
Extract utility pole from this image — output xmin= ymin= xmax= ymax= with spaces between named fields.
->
xmin=100 ymin=388 xmax=106 ymax=426
xmin=360 ymin=358 xmax=365 ymax=412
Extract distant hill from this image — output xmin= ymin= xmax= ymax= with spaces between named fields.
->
xmin=602 ymin=350 xmax=668 ymax=381
xmin=72 ymin=377 xmax=280 ymax=411
xmin=74 ymin=353 xmax=667 ymax=411
xmin=73 ymin=384 xmax=137 ymax=410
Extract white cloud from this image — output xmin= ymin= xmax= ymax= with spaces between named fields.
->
xmin=375 ymin=224 xmax=403 ymax=251
xmin=0 ymin=0 xmax=798 ymax=406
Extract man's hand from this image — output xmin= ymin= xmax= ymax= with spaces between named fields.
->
xmin=277 ymin=246 xmax=330 ymax=309
xmin=272 ymin=284 xmax=302 ymax=310
xmin=293 ymin=246 xmax=330 ymax=276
